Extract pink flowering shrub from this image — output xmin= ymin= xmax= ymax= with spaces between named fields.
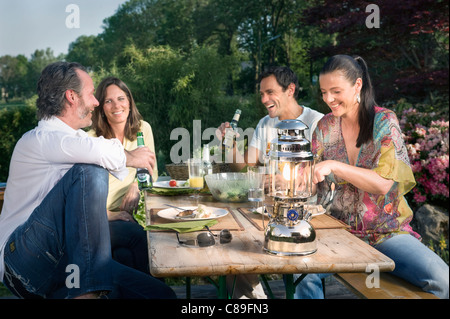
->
xmin=399 ymin=107 xmax=449 ymax=208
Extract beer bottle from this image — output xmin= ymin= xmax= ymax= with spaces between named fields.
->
xmin=223 ymin=109 xmax=241 ymax=150
xmin=136 ymin=132 xmax=153 ymax=190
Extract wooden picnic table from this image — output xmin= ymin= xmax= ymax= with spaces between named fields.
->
xmin=145 ymin=191 xmax=395 ymax=299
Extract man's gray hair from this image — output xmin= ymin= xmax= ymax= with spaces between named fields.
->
xmin=36 ymin=61 xmax=86 ymax=120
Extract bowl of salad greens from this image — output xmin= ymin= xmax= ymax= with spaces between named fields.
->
xmin=205 ymin=173 xmax=250 ymax=202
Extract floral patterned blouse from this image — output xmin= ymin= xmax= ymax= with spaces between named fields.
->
xmin=312 ymin=106 xmax=421 ymax=245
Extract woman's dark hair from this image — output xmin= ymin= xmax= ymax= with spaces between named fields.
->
xmin=36 ymin=61 xmax=86 ymax=120
xmin=259 ymin=66 xmax=300 ymax=99
xmin=320 ymin=55 xmax=376 ymax=147
xmin=92 ymin=77 xmax=143 ymax=141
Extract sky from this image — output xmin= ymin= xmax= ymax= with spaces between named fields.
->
xmin=0 ymin=0 xmax=128 ymax=58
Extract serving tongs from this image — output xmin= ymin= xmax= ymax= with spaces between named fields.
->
xmin=164 ymin=204 xmax=197 ymax=219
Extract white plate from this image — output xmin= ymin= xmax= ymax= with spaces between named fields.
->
xmin=157 ymin=206 xmax=229 ymax=221
xmin=304 ymin=204 xmax=326 ymax=217
xmin=153 ymin=180 xmax=190 ymax=189
xmin=250 ymin=206 xmax=269 ymax=216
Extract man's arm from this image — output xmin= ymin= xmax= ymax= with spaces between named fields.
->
xmin=217 ymin=122 xmax=261 ymax=172
xmin=125 ymin=147 xmax=156 ymax=176
xmin=226 ymin=144 xmax=260 ymax=171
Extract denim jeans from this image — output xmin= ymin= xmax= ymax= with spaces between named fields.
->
xmin=292 ymin=234 xmax=449 ymax=299
xmin=109 ymin=220 xmax=150 ymax=274
xmin=2 ymin=164 xmax=176 ymax=299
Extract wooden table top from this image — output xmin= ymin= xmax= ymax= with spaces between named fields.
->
xmin=145 ymin=192 xmax=395 ymax=278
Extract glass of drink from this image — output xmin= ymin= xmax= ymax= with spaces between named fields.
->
xmin=248 ymin=166 xmax=266 ymax=228
xmin=188 ymin=158 xmax=205 ymax=200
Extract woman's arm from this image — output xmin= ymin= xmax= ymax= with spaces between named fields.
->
xmin=314 ymin=160 xmax=394 ymax=195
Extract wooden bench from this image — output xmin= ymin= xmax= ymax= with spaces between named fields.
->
xmin=334 ymin=272 xmax=439 ymax=299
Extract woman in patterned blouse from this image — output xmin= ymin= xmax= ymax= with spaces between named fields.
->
xmin=293 ymin=55 xmax=448 ymax=299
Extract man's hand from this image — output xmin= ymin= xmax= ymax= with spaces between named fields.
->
xmin=125 ymin=147 xmax=156 ymax=176
xmin=215 ymin=122 xmax=241 ymax=141
xmin=216 ymin=122 xmax=230 ymax=140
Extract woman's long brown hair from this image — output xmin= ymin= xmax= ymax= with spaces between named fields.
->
xmin=92 ymin=77 xmax=143 ymax=141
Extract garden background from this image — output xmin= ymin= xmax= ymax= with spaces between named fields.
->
xmin=1 ymin=0 xmax=448 ymax=262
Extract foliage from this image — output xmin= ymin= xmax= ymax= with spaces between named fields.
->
xmin=397 ymin=101 xmax=449 ymax=209
xmin=303 ymin=0 xmax=449 ymax=106
xmin=0 ymin=48 xmax=63 ymax=100
xmin=0 ymin=103 xmax=38 ymax=182
xmin=1 ymin=0 xmax=448 ymax=180
xmin=65 ymin=35 xmax=100 ymax=71
xmin=428 ymin=234 xmax=449 ymax=265
xmin=113 ymin=44 xmax=264 ymax=173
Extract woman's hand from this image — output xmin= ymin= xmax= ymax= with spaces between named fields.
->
xmin=313 ymin=159 xmax=394 ymax=195
xmin=107 ymin=210 xmax=135 ymax=222
xmin=313 ymin=160 xmax=334 ymax=184
xmin=120 ymin=182 xmax=140 ymax=213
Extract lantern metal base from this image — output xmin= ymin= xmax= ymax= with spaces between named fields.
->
xmin=263 ymin=221 xmax=317 ymax=256
xmin=263 ymin=246 xmax=317 ymax=256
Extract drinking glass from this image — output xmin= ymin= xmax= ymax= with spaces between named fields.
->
xmin=188 ymin=158 xmax=204 ymax=201
xmin=248 ymin=166 xmax=266 ymax=228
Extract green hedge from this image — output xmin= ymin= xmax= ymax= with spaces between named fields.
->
xmin=0 ymin=103 xmax=38 ymax=182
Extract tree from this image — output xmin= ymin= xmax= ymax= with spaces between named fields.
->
xmin=66 ymin=35 xmax=100 ymax=70
xmin=93 ymin=0 xmax=200 ymax=68
xmin=23 ymin=48 xmax=63 ymax=96
xmin=303 ymin=0 xmax=449 ymax=106
xmin=0 ymin=55 xmax=28 ymax=99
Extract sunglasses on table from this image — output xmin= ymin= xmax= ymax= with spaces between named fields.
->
xmin=176 ymin=226 xmax=232 ymax=247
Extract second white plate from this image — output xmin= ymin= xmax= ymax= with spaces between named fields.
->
xmin=153 ymin=180 xmax=190 ymax=189
xmin=157 ymin=206 xmax=229 ymax=221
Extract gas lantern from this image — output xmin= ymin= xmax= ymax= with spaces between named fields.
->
xmin=264 ymin=119 xmax=317 ymax=256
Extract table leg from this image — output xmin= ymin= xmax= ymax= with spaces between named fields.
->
xmin=260 ymin=275 xmax=275 ymax=299
xmin=206 ymin=276 xmax=229 ymax=299
xmin=285 ymin=274 xmax=294 ymax=299
xmin=285 ymin=273 xmax=307 ymax=299
xmin=217 ymin=275 xmax=228 ymax=299
xmin=186 ymin=277 xmax=191 ymax=299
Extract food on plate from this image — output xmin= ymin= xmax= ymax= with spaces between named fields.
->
xmin=173 ymin=204 xmax=214 ymax=219
xmin=175 ymin=209 xmax=195 ymax=218
xmin=193 ymin=204 xmax=213 ymax=218
xmin=169 ymin=179 xmax=177 ymax=187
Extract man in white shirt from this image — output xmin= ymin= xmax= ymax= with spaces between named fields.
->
xmin=217 ymin=66 xmax=323 ymax=299
xmin=218 ymin=66 xmax=323 ymax=171
xmin=0 ymin=62 xmax=175 ymax=299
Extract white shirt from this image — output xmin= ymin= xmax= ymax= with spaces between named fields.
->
xmin=250 ymin=105 xmax=324 ymax=159
xmin=0 ymin=117 xmax=128 ymax=280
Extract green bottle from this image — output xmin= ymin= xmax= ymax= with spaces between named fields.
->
xmin=136 ymin=132 xmax=153 ymax=190
xmin=223 ymin=109 xmax=241 ymax=150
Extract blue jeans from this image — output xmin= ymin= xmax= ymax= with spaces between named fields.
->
xmin=292 ymin=234 xmax=449 ymax=299
xmin=2 ymin=164 xmax=176 ymax=299
xmin=109 ymin=220 xmax=150 ymax=274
